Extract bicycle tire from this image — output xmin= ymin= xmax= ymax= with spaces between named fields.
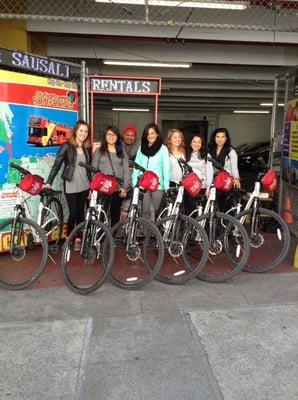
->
xmin=0 ymin=217 xmax=48 ymax=290
xmin=196 ymin=211 xmax=250 ymax=283
xmin=111 ymin=217 xmax=164 ymax=289
xmin=156 ymin=214 xmax=209 ymax=284
xmin=61 ymin=220 xmax=114 ymax=295
xmin=41 ymin=196 xmax=64 ymax=252
xmin=236 ymin=207 xmax=291 ymax=273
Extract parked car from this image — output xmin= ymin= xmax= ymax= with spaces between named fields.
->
xmin=238 ymin=142 xmax=270 ymax=170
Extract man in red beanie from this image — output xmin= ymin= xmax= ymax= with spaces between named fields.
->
xmin=122 ymin=124 xmax=139 ymax=168
xmin=121 ymin=124 xmax=139 ymax=215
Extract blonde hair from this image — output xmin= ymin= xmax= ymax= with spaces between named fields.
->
xmin=166 ymin=128 xmax=185 ymax=156
xmin=69 ymin=120 xmax=91 ymax=148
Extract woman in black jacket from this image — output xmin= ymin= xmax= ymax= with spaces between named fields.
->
xmin=46 ymin=120 xmax=91 ymax=237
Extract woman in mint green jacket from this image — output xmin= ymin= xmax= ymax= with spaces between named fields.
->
xmin=132 ymin=122 xmax=170 ymax=220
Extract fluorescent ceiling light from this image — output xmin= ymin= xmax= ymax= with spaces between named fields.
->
xmin=112 ymin=107 xmax=150 ymax=112
xmin=96 ymin=0 xmax=248 ymax=10
xmin=103 ymin=60 xmax=191 ymax=68
xmin=233 ymin=110 xmax=270 ymax=114
xmin=260 ymin=103 xmax=285 ymax=107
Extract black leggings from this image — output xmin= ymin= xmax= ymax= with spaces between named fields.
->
xmin=65 ymin=190 xmax=89 ymax=235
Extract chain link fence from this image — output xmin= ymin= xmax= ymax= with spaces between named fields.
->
xmin=1 ymin=0 xmax=298 ymax=32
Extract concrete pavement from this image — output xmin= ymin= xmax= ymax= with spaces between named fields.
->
xmin=1 ymin=272 xmax=298 ymax=399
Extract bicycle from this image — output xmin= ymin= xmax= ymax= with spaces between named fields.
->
xmin=110 ymin=161 xmax=164 ymax=290
xmin=184 ymin=157 xmax=250 ymax=283
xmin=0 ymin=163 xmax=51 ymax=289
xmin=61 ymin=161 xmax=116 ymax=295
xmin=155 ymin=161 xmax=209 ymax=284
xmin=225 ymin=157 xmax=291 ymax=273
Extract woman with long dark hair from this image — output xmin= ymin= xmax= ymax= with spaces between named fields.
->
xmin=92 ymin=126 xmax=130 ymax=226
xmin=208 ymin=128 xmax=240 ymax=187
xmin=132 ymin=122 xmax=170 ymax=220
xmin=184 ymin=133 xmax=213 ymax=214
xmin=46 ymin=120 xmax=91 ymax=237
xmin=208 ymin=128 xmax=240 ymax=211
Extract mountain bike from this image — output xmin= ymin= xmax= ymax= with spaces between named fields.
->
xmin=110 ymin=161 xmax=164 ymax=289
xmin=155 ymin=161 xmax=209 ymax=284
xmin=225 ymin=157 xmax=290 ymax=272
xmin=0 ymin=163 xmax=51 ymax=289
xmin=184 ymin=157 xmax=250 ymax=283
xmin=61 ymin=161 xmax=115 ymax=295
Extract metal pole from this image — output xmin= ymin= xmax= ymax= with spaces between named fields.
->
xmin=278 ymin=78 xmax=289 ymax=215
xmin=269 ymin=78 xmax=279 ymax=169
xmin=155 ymin=94 xmax=158 ymax=124
xmin=80 ymin=60 xmax=87 ymax=120
xmin=86 ymin=67 xmax=90 ymax=124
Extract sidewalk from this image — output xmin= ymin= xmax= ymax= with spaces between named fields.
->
xmin=1 ymin=264 xmax=298 ymax=399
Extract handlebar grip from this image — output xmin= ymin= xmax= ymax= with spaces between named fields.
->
xmin=78 ymin=161 xmax=98 ymax=174
xmin=10 ymin=162 xmax=30 ymax=175
xmin=133 ymin=161 xmax=145 ymax=173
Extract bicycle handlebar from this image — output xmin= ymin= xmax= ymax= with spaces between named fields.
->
xmin=79 ymin=161 xmax=124 ymax=185
xmin=78 ymin=161 xmax=99 ymax=174
xmin=207 ymin=156 xmax=224 ymax=171
xmin=10 ymin=162 xmax=30 ymax=176
xmin=132 ymin=161 xmax=145 ymax=173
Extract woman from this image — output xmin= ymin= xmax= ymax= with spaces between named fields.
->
xmin=208 ymin=128 xmax=241 ymax=187
xmin=184 ymin=134 xmax=213 ymax=215
xmin=92 ymin=126 xmax=130 ymax=227
xmin=208 ymin=127 xmax=240 ymax=211
xmin=46 ymin=119 xmax=91 ymax=237
xmin=132 ymin=122 xmax=170 ymax=221
xmin=165 ymin=128 xmax=186 ymax=187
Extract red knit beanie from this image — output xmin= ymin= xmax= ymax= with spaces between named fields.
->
xmin=123 ymin=124 xmax=137 ymax=136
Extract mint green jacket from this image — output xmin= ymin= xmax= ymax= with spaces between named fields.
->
xmin=132 ymin=144 xmax=170 ymax=190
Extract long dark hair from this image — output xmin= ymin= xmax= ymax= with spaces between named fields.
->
xmin=100 ymin=125 xmax=124 ymax=158
xmin=186 ymin=134 xmax=207 ymax=162
xmin=141 ymin=122 xmax=162 ymax=145
xmin=208 ymin=128 xmax=232 ymax=166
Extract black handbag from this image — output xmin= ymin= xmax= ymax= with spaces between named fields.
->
xmin=61 ymin=164 xmax=75 ymax=181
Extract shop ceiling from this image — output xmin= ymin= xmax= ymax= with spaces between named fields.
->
xmin=2 ymin=0 xmax=298 ymax=113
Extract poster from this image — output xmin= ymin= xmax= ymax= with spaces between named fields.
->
xmin=282 ymin=100 xmax=298 ymax=186
xmin=0 ymin=69 xmax=78 ymax=248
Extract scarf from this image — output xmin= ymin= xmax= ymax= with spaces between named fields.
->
xmin=141 ymin=138 xmax=163 ymax=157
xmin=209 ymin=145 xmax=231 ymax=168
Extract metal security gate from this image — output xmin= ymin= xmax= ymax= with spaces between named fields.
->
xmin=271 ymin=67 xmax=298 ymax=237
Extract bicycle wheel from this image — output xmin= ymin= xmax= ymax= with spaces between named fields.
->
xmin=156 ymin=214 xmax=209 ymax=284
xmin=0 ymin=217 xmax=48 ymax=290
xmin=236 ymin=207 xmax=291 ymax=272
xmin=61 ymin=220 xmax=114 ymax=295
xmin=196 ymin=212 xmax=250 ymax=283
xmin=111 ymin=217 xmax=164 ymax=289
xmin=41 ymin=196 xmax=64 ymax=253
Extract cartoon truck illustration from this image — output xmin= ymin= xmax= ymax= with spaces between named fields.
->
xmin=27 ymin=117 xmax=72 ymax=146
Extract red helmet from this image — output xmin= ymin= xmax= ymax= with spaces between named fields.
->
xmin=214 ymin=171 xmax=234 ymax=192
xmin=181 ymin=172 xmax=202 ymax=197
xmin=90 ymin=172 xmax=118 ymax=195
xmin=19 ymin=174 xmax=44 ymax=195
xmin=261 ymin=170 xmax=278 ymax=193
xmin=139 ymin=171 xmax=159 ymax=192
